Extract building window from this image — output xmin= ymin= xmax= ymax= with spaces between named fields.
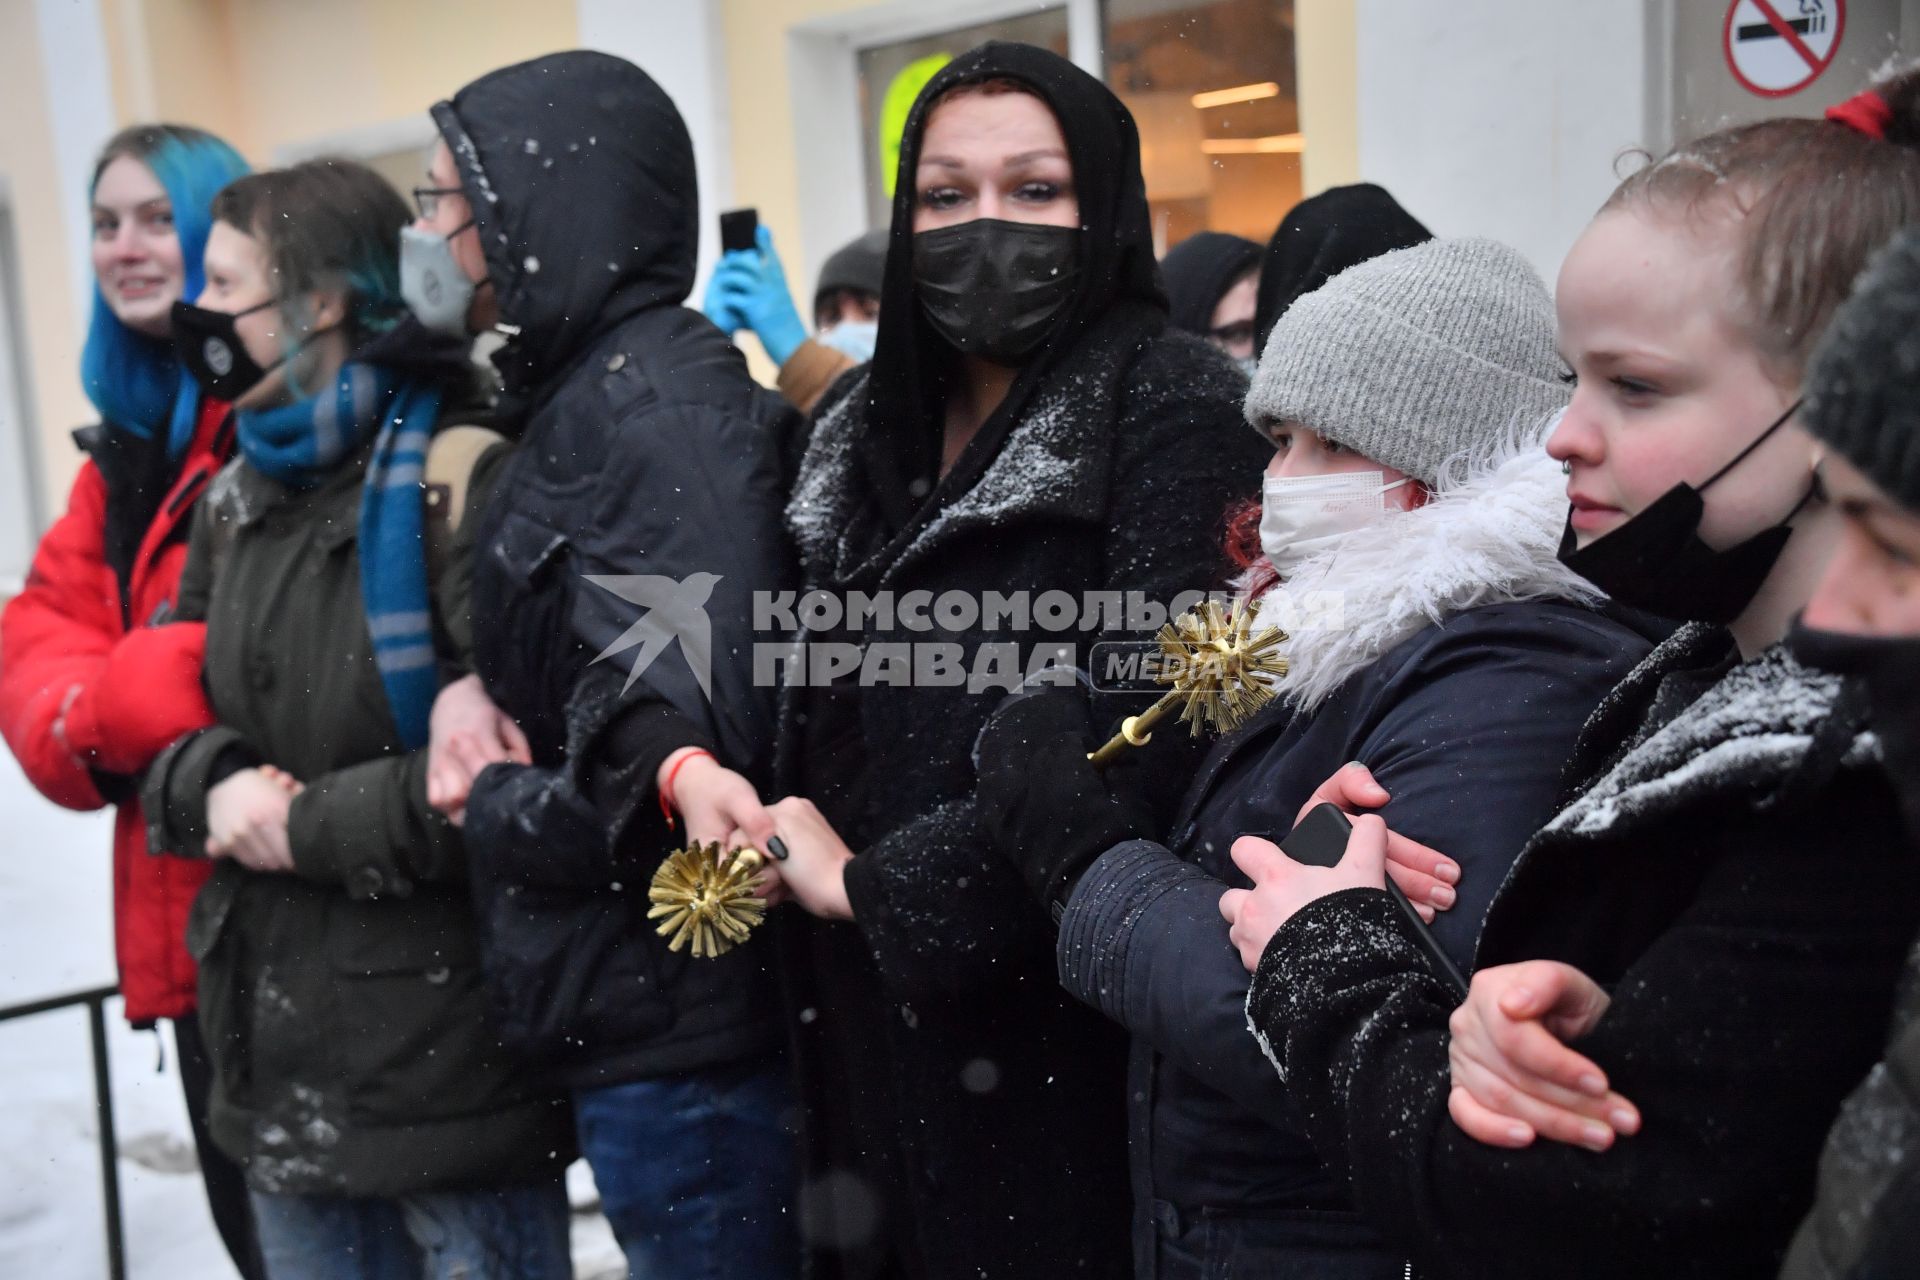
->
xmin=1102 ymin=0 xmax=1300 ymax=251
xmin=856 ymin=8 xmax=1072 ymax=228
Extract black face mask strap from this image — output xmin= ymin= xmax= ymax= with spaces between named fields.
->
xmin=1701 ymin=397 xmax=1806 ymax=491
xmin=1779 ymin=457 xmax=1827 ymax=525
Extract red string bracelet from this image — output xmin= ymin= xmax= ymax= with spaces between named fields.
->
xmin=658 ymin=748 xmax=716 ymax=829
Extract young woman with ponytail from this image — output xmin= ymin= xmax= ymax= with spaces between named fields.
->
xmin=1218 ymin=67 xmax=1920 ymax=1279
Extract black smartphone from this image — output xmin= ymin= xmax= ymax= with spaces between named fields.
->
xmin=1278 ymin=803 xmax=1470 ymax=998
xmin=719 ymin=207 xmax=759 ymax=254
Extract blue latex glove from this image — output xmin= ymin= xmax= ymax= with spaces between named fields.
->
xmin=700 ymin=225 xmax=809 ymax=366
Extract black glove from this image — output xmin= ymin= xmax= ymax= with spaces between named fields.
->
xmin=973 ymin=684 xmax=1156 ymax=912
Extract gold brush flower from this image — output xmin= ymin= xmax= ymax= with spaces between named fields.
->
xmin=1087 ymin=598 xmax=1288 ymax=768
xmin=647 ymin=842 xmax=768 ymax=959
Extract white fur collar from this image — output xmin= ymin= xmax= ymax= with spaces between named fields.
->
xmin=1248 ymin=426 xmax=1599 ymax=712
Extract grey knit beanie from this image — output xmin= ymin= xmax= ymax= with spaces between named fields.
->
xmin=1245 ymin=236 xmax=1569 ymax=484
xmin=1803 ymin=227 xmax=1920 ymax=513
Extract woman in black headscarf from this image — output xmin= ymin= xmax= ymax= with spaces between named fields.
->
xmin=761 ymin=42 xmax=1266 ymax=1279
xmin=1252 ymin=182 xmax=1430 ymax=350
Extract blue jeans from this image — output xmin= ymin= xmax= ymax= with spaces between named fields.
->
xmin=249 ymin=1180 xmax=570 ymax=1280
xmin=574 ymin=1056 xmax=800 ymax=1280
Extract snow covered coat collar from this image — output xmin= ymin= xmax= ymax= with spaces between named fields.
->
xmin=788 ymin=328 xmax=1142 ymax=589
xmin=1545 ymin=640 xmax=1878 ymax=843
xmin=1250 ymin=425 xmax=1598 ymax=712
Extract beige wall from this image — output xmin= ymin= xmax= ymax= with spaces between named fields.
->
xmin=106 ymin=0 xmax=580 ymax=158
xmin=721 ymin=0 xmax=872 ymax=302
xmin=1 ymin=0 xmax=94 ymax=508
xmin=1296 ymin=0 xmax=1360 ymax=195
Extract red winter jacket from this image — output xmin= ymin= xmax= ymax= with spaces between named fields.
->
xmin=0 ymin=401 xmax=231 ymax=1024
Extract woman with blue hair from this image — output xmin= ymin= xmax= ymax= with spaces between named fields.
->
xmin=0 ymin=122 xmax=263 ymax=1279
xmin=142 ymin=157 xmax=574 ymax=1279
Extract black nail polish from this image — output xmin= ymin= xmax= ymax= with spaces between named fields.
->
xmin=767 ymin=835 xmax=790 ymax=861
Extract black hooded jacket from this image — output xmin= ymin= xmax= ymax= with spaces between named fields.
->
xmin=1162 ymin=231 xmax=1261 ymax=338
xmin=774 ymin=42 xmax=1268 ymax=1279
xmin=1252 ymin=183 xmax=1430 ymax=350
xmin=441 ymin=52 xmax=799 ymax=1086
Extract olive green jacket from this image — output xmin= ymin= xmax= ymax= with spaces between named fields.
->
xmin=143 ymin=442 xmax=572 ymax=1197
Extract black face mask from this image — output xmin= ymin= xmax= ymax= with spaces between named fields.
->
xmin=172 ymin=299 xmax=282 ymax=401
xmin=1788 ymin=619 xmax=1920 ymax=843
xmin=1558 ymin=399 xmax=1816 ymax=626
xmin=913 ymin=218 xmax=1079 ymax=367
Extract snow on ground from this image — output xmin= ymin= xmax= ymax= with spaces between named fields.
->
xmin=0 ymin=749 xmax=626 ymax=1279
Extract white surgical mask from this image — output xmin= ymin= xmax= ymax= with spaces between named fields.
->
xmin=400 ymin=222 xmax=479 ymax=336
xmin=1259 ymin=469 xmax=1411 ymax=577
xmin=818 ymin=318 xmax=878 ymax=364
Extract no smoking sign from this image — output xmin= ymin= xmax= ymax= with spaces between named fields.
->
xmin=1724 ymin=0 xmax=1846 ymax=97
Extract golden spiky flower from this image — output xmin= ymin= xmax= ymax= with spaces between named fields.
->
xmin=1156 ymin=597 xmax=1289 ymax=737
xmin=647 ymin=842 xmax=767 ymax=959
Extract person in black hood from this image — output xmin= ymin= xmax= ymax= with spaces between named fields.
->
xmin=1251 ymin=182 xmax=1430 ymax=351
xmin=758 ymin=41 xmax=1267 ymax=1279
xmin=404 ymin=51 xmax=801 ymax=1280
xmin=1160 ymin=230 xmax=1261 ymax=365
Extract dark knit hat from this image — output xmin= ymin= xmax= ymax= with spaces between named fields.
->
xmin=1804 ymin=227 xmax=1920 ymax=512
xmin=814 ymin=229 xmax=889 ymax=308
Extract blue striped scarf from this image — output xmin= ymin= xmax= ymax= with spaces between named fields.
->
xmin=236 ymin=364 xmax=442 ymax=748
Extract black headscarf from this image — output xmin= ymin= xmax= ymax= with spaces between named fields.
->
xmin=1162 ymin=231 xmax=1261 ymax=336
xmin=860 ymin=41 xmax=1167 ymax=534
xmin=1252 ymin=183 xmax=1431 ymax=349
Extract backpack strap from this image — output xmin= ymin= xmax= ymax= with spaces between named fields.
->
xmin=424 ymin=423 xmax=506 ymax=585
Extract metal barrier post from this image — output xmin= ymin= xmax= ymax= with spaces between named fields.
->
xmin=0 ymin=985 xmax=127 ymax=1280
xmin=87 ymin=993 xmax=128 ymax=1280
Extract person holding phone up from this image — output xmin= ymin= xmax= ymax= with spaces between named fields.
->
xmin=970 ymin=236 xmax=1654 ymax=1278
xmin=703 ymin=217 xmax=889 ymax=422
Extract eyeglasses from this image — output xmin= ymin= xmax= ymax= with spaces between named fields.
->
xmin=412 ymin=186 xmax=467 ymax=220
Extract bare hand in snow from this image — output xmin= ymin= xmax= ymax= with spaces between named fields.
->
xmin=427 ymin=674 xmax=531 ymax=825
xmin=1294 ymin=762 xmax=1459 ymax=921
xmin=661 ymin=749 xmax=777 ymax=853
xmin=1219 ymin=815 xmax=1393 ymax=971
xmin=206 ymin=767 xmax=297 ymax=873
xmin=765 ymin=796 xmax=855 ymax=921
xmin=1447 ymin=959 xmax=1639 ymax=1152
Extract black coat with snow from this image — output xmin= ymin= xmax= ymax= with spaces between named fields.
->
xmin=1054 ymin=441 xmax=1655 ymax=1277
xmin=778 ymin=330 xmax=1263 ymax=1279
xmin=439 ymin=52 xmax=799 ymax=1086
xmin=1779 ymin=935 xmax=1920 ymax=1280
xmin=1247 ymin=625 xmax=1920 ymax=1279
xmin=770 ymin=42 xmax=1267 ymax=1279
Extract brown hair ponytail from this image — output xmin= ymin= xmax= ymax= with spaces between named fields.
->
xmin=1603 ymin=64 xmax=1920 ymax=383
